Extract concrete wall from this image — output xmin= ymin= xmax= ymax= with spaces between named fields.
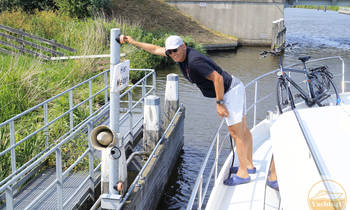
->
xmin=123 ymin=107 xmax=185 ymax=210
xmin=167 ymin=0 xmax=284 ymax=45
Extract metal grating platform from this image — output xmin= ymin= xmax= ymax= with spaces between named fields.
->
xmin=1 ymin=169 xmax=100 ymax=210
xmin=0 ymin=113 xmax=143 ymax=210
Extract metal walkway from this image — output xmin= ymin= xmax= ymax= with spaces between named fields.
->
xmin=2 ymin=118 xmax=143 ymax=210
xmin=1 ymin=116 xmax=143 ymax=210
xmin=0 ymin=68 xmax=155 ymax=210
xmin=8 ymin=169 xmax=98 ymax=210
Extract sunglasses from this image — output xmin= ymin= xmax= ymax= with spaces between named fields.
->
xmin=165 ymin=48 xmax=178 ymax=56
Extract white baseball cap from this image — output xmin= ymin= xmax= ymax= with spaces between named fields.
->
xmin=165 ymin=35 xmax=183 ymax=51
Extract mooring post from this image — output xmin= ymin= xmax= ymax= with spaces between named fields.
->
xmin=143 ymin=95 xmax=161 ymax=154
xmin=163 ymin=74 xmax=179 ymax=130
xmin=271 ymin=19 xmax=286 ymax=50
xmin=101 ymin=28 xmax=120 ymax=195
xmin=109 ymin=28 xmax=120 ymax=196
xmin=101 ymin=28 xmax=128 ymax=196
xmin=97 ymin=27 xmax=129 ymax=210
xmin=110 ymin=28 xmax=128 ymax=195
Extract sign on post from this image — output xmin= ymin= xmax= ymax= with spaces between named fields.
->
xmin=111 ymin=60 xmax=130 ymax=92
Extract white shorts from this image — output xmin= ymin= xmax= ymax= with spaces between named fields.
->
xmin=223 ymin=80 xmax=246 ymax=126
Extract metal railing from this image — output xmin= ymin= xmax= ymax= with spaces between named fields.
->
xmin=0 ymin=24 xmax=76 ymax=60
xmin=0 ymin=68 xmax=156 ymax=209
xmin=185 ymin=119 xmax=231 ymax=210
xmin=186 ymin=56 xmax=347 ymax=210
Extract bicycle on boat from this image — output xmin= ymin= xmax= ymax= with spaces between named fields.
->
xmin=260 ymin=45 xmax=341 ymax=114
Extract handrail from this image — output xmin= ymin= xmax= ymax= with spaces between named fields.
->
xmin=0 ymin=75 xmax=139 ymax=189
xmin=0 ymin=68 xmax=156 ymax=209
xmin=186 ymin=56 xmax=347 ymax=209
xmin=0 ymin=24 xmax=76 ymax=52
xmin=0 ymin=32 xmax=64 ymax=56
xmin=186 ymin=119 xmax=224 ymax=209
xmin=0 ymin=69 xmax=109 ymax=127
xmin=0 ymin=24 xmax=76 ymax=59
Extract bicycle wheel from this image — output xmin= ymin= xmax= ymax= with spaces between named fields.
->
xmin=328 ymin=77 xmax=341 ymax=105
xmin=309 ymin=72 xmax=330 ymax=99
xmin=277 ymin=78 xmax=295 ymax=114
xmin=310 ymin=72 xmax=340 ymax=106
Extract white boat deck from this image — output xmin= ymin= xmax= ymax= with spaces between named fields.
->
xmin=205 ymin=120 xmax=280 ymax=210
xmin=271 ymin=103 xmax=350 ymax=209
xmin=205 ymin=92 xmax=350 ymax=210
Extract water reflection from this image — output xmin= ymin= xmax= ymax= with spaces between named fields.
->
xmin=157 ymin=8 xmax=350 ymax=209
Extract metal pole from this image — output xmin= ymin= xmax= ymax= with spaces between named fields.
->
xmin=110 ymin=28 xmax=121 ymax=133
xmin=69 ymin=91 xmax=73 ymax=131
xmin=108 ymin=28 xmax=121 ymax=195
xmin=44 ymin=103 xmax=49 ymax=147
xmin=152 ymin=71 xmax=156 ymax=95
xmin=104 ymin=72 xmax=108 ymax=104
xmin=5 ymin=186 xmax=14 ymax=210
xmin=109 ymin=146 xmax=119 ymax=195
xmin=9 ymin=121 xmax=16 ymax=173
xmin=89 ymin=80 xmax=93 ymax=115
xmin=142 ymin=80 xmax=146 ymax=116
xmin=253 ymin=81 xmax=258 ymax=127
xmin=88 ymin=122 xmax=95 ymax=200
xmin=198 ymin=176 xmax=203 ymax=210
xmin=56 ymin=148 xmax=63 ymax=210
xmin=128 ymin=91 xmax=133 ymax=136
xmin=215 ymin=135 xmax=219 ymax=184
xmin=342 ymin=58 xmax=345 ymax=93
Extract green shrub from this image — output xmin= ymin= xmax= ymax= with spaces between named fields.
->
xmin=0 ymin=0 xmax=57 ymax=13
xmin=54 ymin=0 xmax=110 ymax=18
xmin=0 ymin=0 xmax=109 ymax=18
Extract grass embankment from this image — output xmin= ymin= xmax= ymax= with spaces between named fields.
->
xmin=293 ymin=5 xmax=341 ymax=11
xmin=110 ymin=0 xmax=237 ymax=44
xmin=0 ymin=10 xmax=203 ymax=181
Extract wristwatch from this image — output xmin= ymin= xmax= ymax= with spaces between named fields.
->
xmin=216 ymin=99 xmax=224 ymax=105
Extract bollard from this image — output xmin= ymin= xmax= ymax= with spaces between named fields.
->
xmin=143 ymin=95 xmax=161 ymax=154
xmin=163 ymin=74 xmax=179 ymax=130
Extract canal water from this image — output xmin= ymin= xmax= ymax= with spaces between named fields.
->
xmin=156 ymin=8 xmax=350 ymax=209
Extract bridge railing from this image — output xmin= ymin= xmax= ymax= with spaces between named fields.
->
xmin=0 ymin=68 xmax=155 ymax=209
xmin=186 ymin=56 xmax=346 ymax=209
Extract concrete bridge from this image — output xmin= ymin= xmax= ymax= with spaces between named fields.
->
xmin=166 ymin=0 xmax=350 ymax=46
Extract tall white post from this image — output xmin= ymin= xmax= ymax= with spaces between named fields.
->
xmin=163 ymin=74 xmax=179 ymax=130
xmin=101 ymin=28 xmax=121 ymax=195
xmin=110 ymin=28 xmax=121 ymax=133
xmin=143 ymin=95 xmax=161 ymax=154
